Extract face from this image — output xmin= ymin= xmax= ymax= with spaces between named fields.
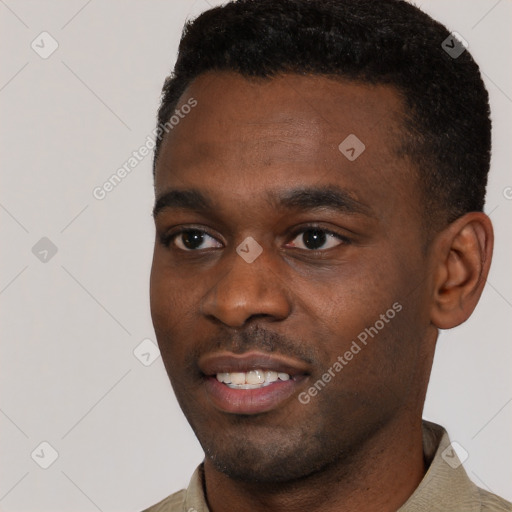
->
xmin=150 ymin=72 xmax=438 ymax=483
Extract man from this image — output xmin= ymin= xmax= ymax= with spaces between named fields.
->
xmin=145 ymin=0 xmax=511 ymax=510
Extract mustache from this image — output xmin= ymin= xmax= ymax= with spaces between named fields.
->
xmin=184 ymin=324 xmax=318 ymax=372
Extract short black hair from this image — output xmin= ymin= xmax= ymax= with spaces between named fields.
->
xmin=153 ymin=0 xmax=491 ymax=229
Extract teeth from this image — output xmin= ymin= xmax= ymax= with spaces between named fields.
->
xmin=246 ymin=370 xmax=265 ymax=385
xmin=216 ymin=369 xmax=291 ymax=388
xmin=265 ymin=370 xmax=278 ymax=383
xmin=229 ymin=372 xmax=246 ymax=385
xmin=216 ymin=372 xmax=231 ymax=384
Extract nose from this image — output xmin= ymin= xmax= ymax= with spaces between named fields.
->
xmin=200 ymin=244 xmax=292 ymax=328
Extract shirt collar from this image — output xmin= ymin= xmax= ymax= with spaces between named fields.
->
xmin=397 ymin=420 xmax=480 ymax=511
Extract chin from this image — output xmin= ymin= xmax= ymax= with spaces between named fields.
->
xmin=207 ymin=451 xmax=316 ymax=483
xmin=198 ymin=423 xmax=336 ymax=484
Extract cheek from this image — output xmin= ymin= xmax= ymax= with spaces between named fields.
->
xmin=150 ymin=249 xmax=192 ymax=322
xmin=149 ymin=254 xmax=195 ymax=361
xmin=295 ymin=251 xmax=424 ymax=378
xmin=296 ymin=257 xmax=399 ymax=337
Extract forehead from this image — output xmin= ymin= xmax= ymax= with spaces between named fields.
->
xmin=155 ymin=72 xmax=417 ymax=219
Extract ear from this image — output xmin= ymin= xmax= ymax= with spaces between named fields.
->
xmin=430 ymin=212 xmax=494 ymax=329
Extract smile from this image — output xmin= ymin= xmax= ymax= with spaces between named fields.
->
xmin=216 ymin=369 xmax=291 ymax=389
xmin=199 ymin=351 xmax=309 ymax=414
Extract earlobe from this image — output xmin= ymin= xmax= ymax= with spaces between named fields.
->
xmin=430 ymin=212 xmax=494 ymax=329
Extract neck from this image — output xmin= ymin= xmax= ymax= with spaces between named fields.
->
xmin=203 ymin=416 xmax=426 ymax=512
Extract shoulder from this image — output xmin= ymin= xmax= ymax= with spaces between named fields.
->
xmin=478 ymin=487 xmax=512 ymax=512
xmin=141 ymin=464 xmax=207 ymax=512
xmin=141 ymin=488 xmax=186 ymax=512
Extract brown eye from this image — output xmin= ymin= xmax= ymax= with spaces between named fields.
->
xmin=287 ymin=228 xmax=346 ymax=251
xmin=167 ymin=229 xmax=222 ymax=251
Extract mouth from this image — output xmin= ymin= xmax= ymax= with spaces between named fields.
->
xmin=199 ymin=351 xmax=310 ymax=414
xmin=216 ymin=369 xmax=293 ymax=389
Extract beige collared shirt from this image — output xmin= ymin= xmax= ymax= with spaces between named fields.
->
xmin=143 ymin=420 xmax=511 ymax=512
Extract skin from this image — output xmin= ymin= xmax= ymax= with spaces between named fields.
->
xmin=150 ymin=72 xmax=493 ymax=512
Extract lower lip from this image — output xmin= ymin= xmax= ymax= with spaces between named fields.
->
xmin=204 ymin=376 xmax=303 ymax=414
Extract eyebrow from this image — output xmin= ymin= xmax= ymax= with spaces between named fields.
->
xmin=153 ymin=189 xmax=214 ymax=218
xmin=152 ymin=185 xmax=373 ymax=218
xmin=270 ymin=186 xmax=372 ymax=216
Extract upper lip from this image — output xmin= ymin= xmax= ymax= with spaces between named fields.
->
xmin=199 ymin=351 xmax=310 ymax=377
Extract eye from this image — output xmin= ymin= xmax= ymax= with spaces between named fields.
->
xmin=161 ymin=226 xmax=349 ymax=252
xmin=163 ymin=229 xmax=222 ymax=251
xmin=286 ymin=228 xmax=347 ymax=251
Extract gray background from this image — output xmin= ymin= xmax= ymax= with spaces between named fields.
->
xmin=0 ymin=0 xmax=510 ymax=510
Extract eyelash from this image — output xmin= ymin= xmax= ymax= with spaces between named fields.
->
xmin=159 ymin=225 xmax=351 ymax=252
